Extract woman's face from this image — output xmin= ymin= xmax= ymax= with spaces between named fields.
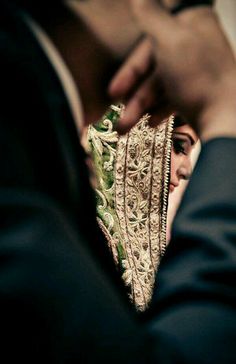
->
xmin=170 ymin=124 xmax=198 ymax=193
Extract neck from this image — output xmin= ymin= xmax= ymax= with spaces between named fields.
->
xmin=31 ymin=3 xmax=119 ymax=126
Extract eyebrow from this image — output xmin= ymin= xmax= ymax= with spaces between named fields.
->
xmin=173 ymin=132 xmax=196 ymax=146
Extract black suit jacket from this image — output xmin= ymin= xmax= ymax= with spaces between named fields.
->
xmin=148 ymin=138 xmax=236 ymax=363
xmin=0 ymin=1 xmax=235 ymax=364
xmin=0 ymin=3 xmax=147 ymax=363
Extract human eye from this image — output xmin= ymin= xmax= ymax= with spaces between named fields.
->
xmin=173 ymin=138 xmax=187 ymax=155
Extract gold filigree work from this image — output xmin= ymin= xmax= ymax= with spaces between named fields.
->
xmin=87 ymin=106 xmax=174 ymax=311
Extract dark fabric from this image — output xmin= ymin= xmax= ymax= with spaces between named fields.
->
xmin=0 ymin=3 xmax=147 ymax=363
xmin=0 ymin=1 xmax=123 ymax=279
xmin=147 ymin=138 xmax=236 ymax=363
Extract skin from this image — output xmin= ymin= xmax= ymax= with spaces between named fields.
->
xmin=45 ymin=0 xmax=142 ymax=127
xmin=34 ymin=1 xmax=236 ymax=141
xmin=31 ymin=0 xmax=141 ymax=128
xmin=38 ymin=2 xmax=202 ymax=128
xmin=170 ymin=124 xmax=198 ymax=193
xmin=109 ymin=1 xmax=236 ymax=141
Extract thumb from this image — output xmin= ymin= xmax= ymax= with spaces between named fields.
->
xmin=129 ymin=0 xmax=178 ymax=41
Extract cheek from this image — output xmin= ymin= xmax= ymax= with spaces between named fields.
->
xmin=184 ymin=156 xmax=193 ymax=176
xmin=170 ymin=151 xmax=181 ymax=180
xmin=170 ymin=151 xmax=177 ymax=178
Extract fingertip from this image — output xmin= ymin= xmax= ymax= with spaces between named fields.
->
xmin=108 ymin=75 xmax=130 ymax=101
xmin=108 ymin=82 xmax=119 ymax=100
xmin=115 ymin=112 xmax=137 ymax=135
xmin=115 ymin=118 xmax=131 ymax=135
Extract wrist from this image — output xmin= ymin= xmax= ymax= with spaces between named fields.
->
xmin=200 ymin=108 xmax=236 ymax=141
xmin=198 ymin=76 xmax=236 ymax=141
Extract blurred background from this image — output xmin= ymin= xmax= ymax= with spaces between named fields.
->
xmin=216 ymin=0 xmax=236 ymax=53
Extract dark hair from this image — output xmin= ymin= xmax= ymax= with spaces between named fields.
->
xmin=173 ymin=115 xmax=187 ymax=128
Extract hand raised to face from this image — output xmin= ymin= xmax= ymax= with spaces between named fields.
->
xmin=109 ymin=1 xmax=236 ymax=140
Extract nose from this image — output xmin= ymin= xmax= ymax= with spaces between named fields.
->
xmin=177 ymin=158 xmax=192 ymax=181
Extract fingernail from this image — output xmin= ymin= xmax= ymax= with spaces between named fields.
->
xmin=115 ymin=112 xmax=134 ymax=135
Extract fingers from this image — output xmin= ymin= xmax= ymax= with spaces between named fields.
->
xmin=109 ymin=39 xmax=154 ymax=100
xmin=109 ymin=0 xmax=181 ymax=135
xmin=111 ymin=1 xmax=230 ymax=137
xmin=116 ymin=72 xmax=172 ymax=134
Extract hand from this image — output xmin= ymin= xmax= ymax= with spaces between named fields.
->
xmin=109 ymin=1 xmax=236 ymax=140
